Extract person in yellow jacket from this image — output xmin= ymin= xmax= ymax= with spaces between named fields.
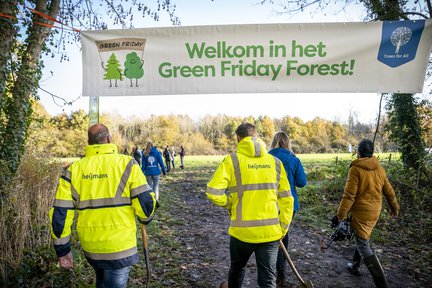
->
xmin=206 ymin=123 xmax=294 ymax=288
xmin=335 ymin=139 xmax=399 ymax=288
xmin=49 ymin=124 xmax=157 ymax=288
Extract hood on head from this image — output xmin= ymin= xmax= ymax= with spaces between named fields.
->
xmin=237 ymin=136 xmax=267 ymax=158
xmin=351 ymin=156 xmax=380 ymax=171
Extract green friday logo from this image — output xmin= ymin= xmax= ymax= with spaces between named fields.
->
xmin=96 ymin=38 xmax=146 ymax=87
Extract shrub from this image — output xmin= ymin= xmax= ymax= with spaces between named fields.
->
xmin=0 ymin=149 xmax=63 ymax=284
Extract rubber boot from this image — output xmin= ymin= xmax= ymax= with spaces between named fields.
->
xmin=347 ymin=248 xmax=361 ymax=276
xmin=364 ymin=254 xmax=389 ymax=288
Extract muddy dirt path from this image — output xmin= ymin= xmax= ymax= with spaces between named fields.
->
xmin=157 ymin=168 xmax=424 ymax=288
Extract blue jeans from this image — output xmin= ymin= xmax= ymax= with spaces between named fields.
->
xmin=146 ymin=175 xmax=161 ymax=200
xmin=228 ymin=236 xmax=279 ymax=288
xmin=94 ymin=266 xmax=131 ymax=288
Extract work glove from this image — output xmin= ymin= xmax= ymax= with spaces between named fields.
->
xmin=331 ymin=215 xmax=340 ymax=228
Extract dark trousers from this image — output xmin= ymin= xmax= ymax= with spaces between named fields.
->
xmin=165 ymin=158 xmax=171 ymax=172
xmin=276 ymin=211 xmax=295 ymax=278
xmin=276 ymin=233 xmax=289 ymax=278
xmin=228 ymin=236 xmax=279 ymax=288
xmin=354 ymin=234 xmax=373 ymax=259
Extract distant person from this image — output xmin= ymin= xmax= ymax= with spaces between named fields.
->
xmin=179 ymin=145 xmax=185 ymax=169
xmin=334 ymin=139 xmax=399 ymax=288
xmin=170 ymin=146 xmax=176 ymax=171
xmin=163 ymin=146 xmax=171 ymax=172
xmin=142 ymin=142 xmax=166 ymax=201
xmin=268 ymin=131 xmax=307 ymax=285
xmin=131 ymin=144 xmax=142 ymax=166
xmin=206 ymin=123 xmax=294 ymax=288
xmin=49 ymin=124 xmax=156 ymax=288
xmin=123 ymin=147 xmax=129 ymax=155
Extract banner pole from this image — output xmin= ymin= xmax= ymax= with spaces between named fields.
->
xmin=89 ymin=96 xmax=99 ymax=126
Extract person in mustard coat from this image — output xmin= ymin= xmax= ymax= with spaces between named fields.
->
xmin=335 ymin=139 xmax=399 ymax=288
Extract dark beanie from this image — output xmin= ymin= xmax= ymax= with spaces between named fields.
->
xmin=358 ymin=139 xmax=374 ymax=158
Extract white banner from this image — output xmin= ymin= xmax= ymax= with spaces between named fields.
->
xmin=81 ymin=20 xmax=432 ymax=96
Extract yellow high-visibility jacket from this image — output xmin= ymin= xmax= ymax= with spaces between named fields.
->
xmin=206 ymin=136 xmax=294 ymax=243
xmin=49 ymin=143 xmax=156 ymax=269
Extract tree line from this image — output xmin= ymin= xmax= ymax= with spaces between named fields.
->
xmin=27 ymin=101 xmax=405 ymax=158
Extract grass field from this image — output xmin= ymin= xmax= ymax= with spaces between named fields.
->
xmin=183 ymin=152 xmax=399 ymax=166
xmin=61 ymin=152 xmax=399 ymax=167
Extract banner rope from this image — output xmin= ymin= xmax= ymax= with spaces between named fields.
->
xmin=0 ymin=7 xmax=80 ymax=33
xmin=26 ymin=6 xmax=81 ymax=33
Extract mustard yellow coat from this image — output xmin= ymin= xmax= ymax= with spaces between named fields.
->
xmin=337 ymin=156 xmax=399 ymax=240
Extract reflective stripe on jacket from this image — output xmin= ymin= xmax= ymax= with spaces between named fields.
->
xmin=49 ymin=143 xmax=156 ymax=269
xmin=206 ymin=136 xmax=294 ymax=243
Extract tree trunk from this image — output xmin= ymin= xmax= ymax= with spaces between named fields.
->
xmin=0 ymin=1 xmax=19 ymax=107
xmin=0 ymin=0 xmax=61 ymax=196
xmin=390 ymin=94 xmax=425 ymax=170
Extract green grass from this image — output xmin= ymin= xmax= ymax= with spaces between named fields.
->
xmin=176 ymin=155 xmax=223 ymax=170
xmin=297 ymin=152 xmax=399 ymax=163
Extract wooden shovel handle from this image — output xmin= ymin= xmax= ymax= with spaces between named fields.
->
xmin=141 ymin=224 xmax=150 ymax=288
xmin=279 ymin=239 xmax=306 ymax=284
xmin=141 ymin=224 xmax=148 ymax=248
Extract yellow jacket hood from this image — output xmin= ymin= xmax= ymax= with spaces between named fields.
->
xmin=85 ymin=143 xmax=117 ymax=157
xmin=236 ymin=136 xmax=267 ymax=158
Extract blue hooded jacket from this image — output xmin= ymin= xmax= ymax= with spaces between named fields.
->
xmin=142 ymin=146 xmax=166 ymax=176
xmin=268 ymin=148 xmax=306 ymax=211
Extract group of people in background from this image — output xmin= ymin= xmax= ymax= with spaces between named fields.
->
xmin=163 ymin=146 xmax=176 ymax=172
xmin=127 ymin=143 xmax=186 ymax=201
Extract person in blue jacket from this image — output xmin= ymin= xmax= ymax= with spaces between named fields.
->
xmin=142 ymin=142 xmax=166 ymax=201
xmin=268 ymin=131 xmax=307 ymax=285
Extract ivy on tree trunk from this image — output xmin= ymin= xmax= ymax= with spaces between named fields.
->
xmin=0 ymin=0 xmax=61 ymax=197
xmin=386 ymin=94 xmax=425 ymax=171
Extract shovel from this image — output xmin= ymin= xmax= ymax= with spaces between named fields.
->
xmin=141 ymin=224 xmax=150 ymax=288
xmin=279 ymin=239 xmax=314 ymax=288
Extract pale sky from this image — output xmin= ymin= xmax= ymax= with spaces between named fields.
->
xmin=37 ymin=0 xmax=429 ymax=124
